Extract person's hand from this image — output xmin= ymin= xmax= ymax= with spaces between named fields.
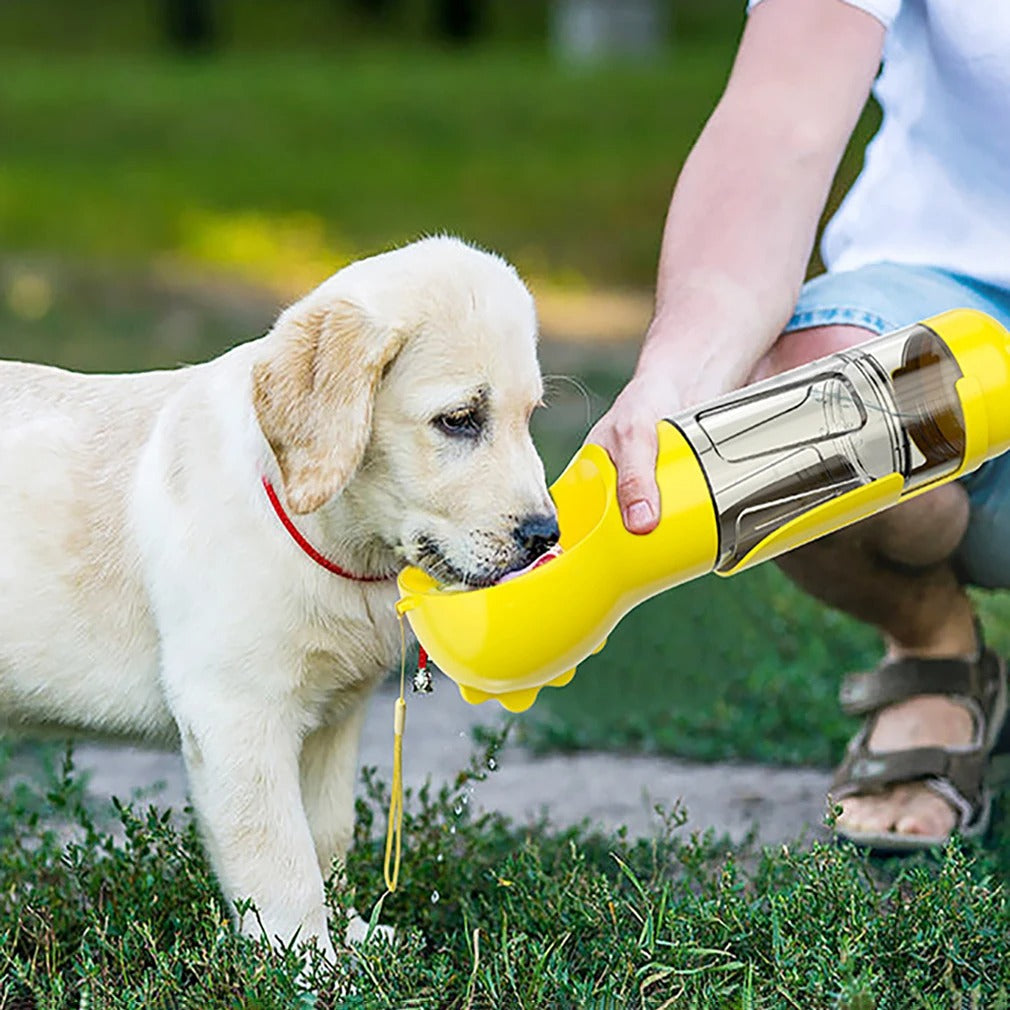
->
xmin=586 ymin=367 xmax=682 ymax=536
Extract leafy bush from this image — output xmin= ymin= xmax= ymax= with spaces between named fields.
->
xmin=3 ymin=736 xmax=1010 ymax=1008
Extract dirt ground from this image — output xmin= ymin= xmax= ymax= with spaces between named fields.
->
xmin=75 ymin=678 xmax=833 ymax=849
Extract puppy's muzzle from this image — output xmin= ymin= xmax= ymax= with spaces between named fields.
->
xmin=512 ymin=512 xmax=560 ymax=568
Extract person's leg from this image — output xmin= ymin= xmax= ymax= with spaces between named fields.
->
xmin=752 ymin=323 xmax=977 ymax=839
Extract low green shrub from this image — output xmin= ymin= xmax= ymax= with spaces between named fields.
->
xmin=2 ymin=736 xmax=1010 ymax=1008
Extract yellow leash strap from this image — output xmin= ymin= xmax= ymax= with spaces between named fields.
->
xmin=383 ymin=617 xmax=408 ymax=892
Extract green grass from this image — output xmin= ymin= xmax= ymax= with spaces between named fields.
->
xmin=3 ymin=737 xmax=1010 ymax=1008
xmin=0 ymin=258 xmax=272 ymax=372
xmin=0 ymin=45 xmax=742 ymax=291
xmin=0 ymin=28 xmax=883 ymax=295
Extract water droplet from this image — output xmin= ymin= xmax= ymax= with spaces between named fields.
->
xmin=431 ymin=890 xmax=440 ymax=904
xmin=436 ymin=852 xmax=444 ymax=863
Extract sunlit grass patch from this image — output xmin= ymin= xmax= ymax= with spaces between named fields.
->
xmin=174 ymin=207 xmax=356 ymax=295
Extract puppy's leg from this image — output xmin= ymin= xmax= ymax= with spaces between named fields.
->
xmin=300 ymin=699 xmax=368 ymax=879
xmin=169 ymin=675 xmax=336 ymax=961
xmin=299 ymin=697 xmax=387 ymax=945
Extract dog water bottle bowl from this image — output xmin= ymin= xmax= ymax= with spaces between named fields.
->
xmin=398 ymin=309 xmax=1010 ymax=712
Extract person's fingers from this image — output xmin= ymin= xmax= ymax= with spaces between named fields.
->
xmin=613 ymin=421 xmax=660 ymax=534
xmin=588 ymin=409 xmax=661 ymax=535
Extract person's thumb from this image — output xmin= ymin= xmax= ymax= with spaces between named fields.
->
xmin=613 ymin=427 xmax=661 ymax=535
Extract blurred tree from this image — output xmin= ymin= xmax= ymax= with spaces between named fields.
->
xmin=348 ymin=0 xmax=397 ymax=21
xmin=434 ymin=0 xmax=482 ymax=42
xmin=162 ymin=0 xmax=216 ymax=51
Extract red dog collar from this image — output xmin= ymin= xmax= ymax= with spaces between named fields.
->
xmin=261 ymin=476 xmax=395 ymax=583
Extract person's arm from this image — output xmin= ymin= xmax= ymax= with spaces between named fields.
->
xmin=588 ymin=0 xmax=886 ymax=533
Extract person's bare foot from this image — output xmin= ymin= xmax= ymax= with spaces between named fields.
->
xmin=834 ymin=693 xmax=976 ymax=838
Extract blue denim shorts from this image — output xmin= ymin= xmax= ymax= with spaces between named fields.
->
xmin=786 ymin=262 xmax=1010 ymax=589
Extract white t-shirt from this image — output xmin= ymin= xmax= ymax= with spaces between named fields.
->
xmin=747 ymin=0 xmax=1010 ymax=290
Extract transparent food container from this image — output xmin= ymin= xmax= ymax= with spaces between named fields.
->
xmin=397 ymin=309 xmax=1010 ymax=710
xmin=676 ymin=321 xmax=968 ymax=572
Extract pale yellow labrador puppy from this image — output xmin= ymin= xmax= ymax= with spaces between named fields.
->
xmin=0 ymin=236 xmax=557 ymax=959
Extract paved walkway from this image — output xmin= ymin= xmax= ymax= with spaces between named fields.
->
xmin=75 ymin=680 xmax=833 ymax=848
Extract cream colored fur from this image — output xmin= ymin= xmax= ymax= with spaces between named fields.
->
xmin=0 ymin=236 xmax=553 ymax=959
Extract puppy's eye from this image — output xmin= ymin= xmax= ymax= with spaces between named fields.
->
xmin=433 ymin=408 xmax=483 ymax=437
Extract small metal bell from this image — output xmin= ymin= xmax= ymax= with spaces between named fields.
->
xmin=412 ymin=661 xmax=433 ymax=695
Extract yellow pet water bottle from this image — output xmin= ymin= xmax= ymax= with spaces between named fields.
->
xmin=396 ymin=309 xmax=1010 ymax=712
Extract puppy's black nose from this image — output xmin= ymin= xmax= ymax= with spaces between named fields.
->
xmin=514 ymin=513 xmax=560 ymax=563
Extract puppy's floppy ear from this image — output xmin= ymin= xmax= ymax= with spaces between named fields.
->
xmin=252 ymin=298 xmax=405 ymax=514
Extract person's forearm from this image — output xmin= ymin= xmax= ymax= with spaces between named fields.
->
xmin=590 ymin=0 xmax=886 ymax=533
xmin=635 ymin=0 xmax=885 ymax=406
xmin=638 ymin=103 xmax=849 ymax=404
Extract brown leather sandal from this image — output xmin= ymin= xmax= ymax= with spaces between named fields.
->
xmin=830 ymin=640 xmax=1008 ymax=852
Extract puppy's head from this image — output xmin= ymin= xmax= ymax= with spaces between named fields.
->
xmin=253 ymin=236 xmax=557 ymax=587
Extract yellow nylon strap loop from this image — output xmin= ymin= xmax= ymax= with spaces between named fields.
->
xmin=384 ymin=617 xmax=409 ymax=892
xmin=383 ymin=697 xmax=406 ymax=892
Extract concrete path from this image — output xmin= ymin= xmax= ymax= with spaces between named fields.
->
xmin=74 ymin=680 xmax=833 ymax=848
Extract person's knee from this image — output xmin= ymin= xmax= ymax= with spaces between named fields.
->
xmin=783 ymin=484 xmax=969 ymax=578
xmin=750 ymin=323 xmax=971 ymax=570
xmin=749 ymin=324 xmax=879 ymax=382
xmin=867 ymin=484 xmax=970 ymax=569
xmin=752 ymin=322 xmax=972 ymax=575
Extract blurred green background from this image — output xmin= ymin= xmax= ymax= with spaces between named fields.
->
xmin=4 ymin=0 xmax=1006 ymax=766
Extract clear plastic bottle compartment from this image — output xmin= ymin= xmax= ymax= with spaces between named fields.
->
xmin=674 ymin=323 xmax=967 ymax=572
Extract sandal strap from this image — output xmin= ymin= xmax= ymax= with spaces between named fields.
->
xmin=832 ymin=745 xmax=987 ymax=809
xmin=839 ymin=653 xmax=999 ymax=716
